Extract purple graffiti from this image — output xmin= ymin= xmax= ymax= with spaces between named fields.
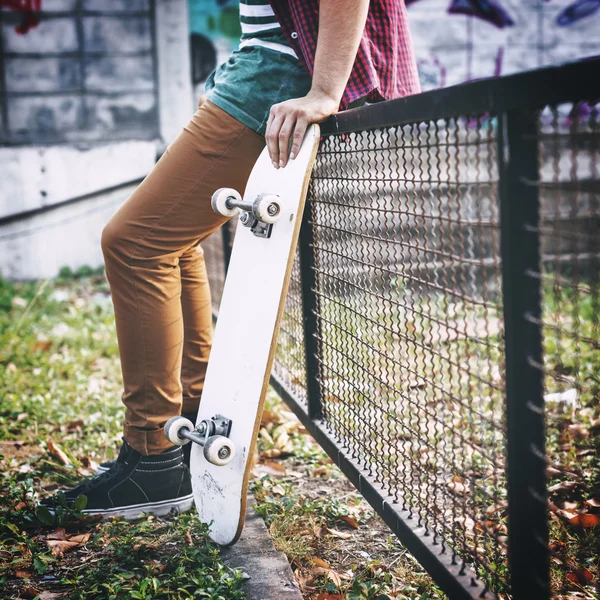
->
xmin=448 ymin=0 xmax=515 ymax=28
xmin=556 ymin=0 xmax=600 ymax=26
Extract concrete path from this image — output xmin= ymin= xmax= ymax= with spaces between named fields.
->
xmin=221 ymin=499 xmax=303 ymax=600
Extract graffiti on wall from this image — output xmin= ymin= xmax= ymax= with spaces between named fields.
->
xmin=406 ymin=0 xmax=599 ymax=28
xmin=1 ymin=0 xmax=41 ymax=34
xmin=408 ymin=0 xmax=600 ymax=90
xmin=188 ymin=0 xmax=241 ymax=97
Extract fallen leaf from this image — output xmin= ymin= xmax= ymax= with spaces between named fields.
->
xmin=567 ymin=568 xmax=593 ymax=584
xmin=260 ymin=448 xmax=282 ymax=459
xmin=548 ymin=480 xmax=579 ymax=494
xmin=271 ymin=484 xmax=286 ymax=496
xmin=22 ymin=586 xmax=42 ymax=599
xmin=184 ymin=531 xmax=193 ymax=545
xmin=314 ymin=525 xmax=328 ymax=538
xmin=312 ymin=557 xmax=330 ymax=569
xmin=327 ymin=527 xmax=352 ymax=540
xmin=584 ymin=498 xmax=600 ymax=509
xmin=47 ymin=441 xmax=71 ymax=466
xmin=12 ymin=296 xmax=28 ymax=308
xmin=69 ymin=534 xmax=90 ymax=544
xmin=580 ymin=514 xmax=600 ymax=528
xmin=66 ymin=420 xmax=84 ymax=432
xmin=327 ymin=569 xmax=343 ymax=587
xmin=39 ymin=593 xmax=67 ymax=600
xmin=311 ymin=466 xmax=330 ymax=478
xmin=316 ymin=595 xmax=343 ymax=600
xmin=47 ymin=528 xmax=67 ymax=541
xmin=254 ymin=459 xmax=286 ymax=477
xmin=32 ymin=339 xmax=52 ymax=352
xmin=15 ymin=570 xmax=33 ymax=579
xmin=447 ymin=480 xmax=468 ymax=496
xmin=47 ymin=540 xmax=79 ymax=556
xmin=339 ymin=515 xmax=359 ymax=529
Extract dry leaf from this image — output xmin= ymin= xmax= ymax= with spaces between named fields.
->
xmin=260 ymin=448 xmax=282 ymax=459
xmin=548 ymin=480 xmax=579 ymax=494
xmin=47 ymin=540 xmax=79 ymax=556
xmin=253 ymin=460 xmax=287 ymax=478
xmin=271 ymin=484 xmax=286 ymax=497
xmin=184 ymin=531 xmax=193 ymax=545
xmin=327 ymin=570 xmax=343 ymax=587
xmin=312 ymin=557 xmax=330 ymax=569
xmin=447 ymin=480 xmax=468 ymax=496
xmin=39 ymin=592 xmax=67 ymax=600
xmin=584 ymin=498 xmax=600 ymax=509
xmin=32 ymin=340 xmax=52 ymax=352
xmin=15 ymin=570 xmax=33 ymax=579
xmin=311 ymin=466 xmax=330 ymax=478
xmin=567 ymin=568 xmax=593 ymax=584
xmin=47 ymin=441 xmax=71 ymax=466
xmin=314 ymin=525 xmax=329 ymax=538
xmin=66 ymin=420 xmax=84 ymax=432
xmin=339 ymin=515 xmax=359 ymax=529
xmin=22 ymin=585 xmax=42 ymax=599
xmin=47 ymin=528 xmax=67 ymax=541
xmin=579 ymin=514 xmax=600 ymax=528
xmin=69 ymin=534 xmax=90 ymax=544
xmin=327 ymin=527 xmax=352 ymax=540
xmin=316 ymin=595 xmax=344 ymax=600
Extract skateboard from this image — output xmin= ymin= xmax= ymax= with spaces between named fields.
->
xmin=164 ymin=124 xmax=320 ymax=545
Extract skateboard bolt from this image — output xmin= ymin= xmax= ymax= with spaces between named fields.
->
xmin=240 ymin=212 xmax=251 ymax=225
xmin=218 ymin=447 xmax=231 ymax=460
xmin=267 ymin=203 xmax=279 ymax=216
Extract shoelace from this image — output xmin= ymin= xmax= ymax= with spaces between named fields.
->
xmin=75 ymin=462 xmax=125 ymax=496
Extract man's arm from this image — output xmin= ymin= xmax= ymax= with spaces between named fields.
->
xmin=265 ymin=0 xmax=370 ymax=168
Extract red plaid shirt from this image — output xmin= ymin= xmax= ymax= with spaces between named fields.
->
xmin=269 ymin=0 xmax=421 ymax=109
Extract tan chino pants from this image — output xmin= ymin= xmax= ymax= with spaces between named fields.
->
xmin=101 ymin=100 xmax=265 ymax=454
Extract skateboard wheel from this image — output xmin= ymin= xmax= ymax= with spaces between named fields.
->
xmin=212 ymin=188 xmax=241 ymax=217
xmin=164 ymin=416 xmax=194 ymax=446
xmin=203 ymin=435 xmax=236 ymax=466
xmin=253 ymin=193 xmax=281 ymax=224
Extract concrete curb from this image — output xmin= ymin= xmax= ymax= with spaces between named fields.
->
xmin=221 ymin=498 xmax=303 ymax=600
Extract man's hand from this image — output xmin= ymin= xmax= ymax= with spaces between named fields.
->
xmin=265 ymin=90 xmax=338 ymax=169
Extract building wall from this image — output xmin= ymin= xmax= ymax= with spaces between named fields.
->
xmin=0 ymin=0 xmax=193 ymax=280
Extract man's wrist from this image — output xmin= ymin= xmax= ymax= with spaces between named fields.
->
xmin=308 ymin=86 xmax=341 ymax=109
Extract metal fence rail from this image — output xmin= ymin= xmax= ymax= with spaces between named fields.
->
xmin=203 ymin=57 xmax=600 ymax=600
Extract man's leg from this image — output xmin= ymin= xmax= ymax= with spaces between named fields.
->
xmin=179 ymin=244 xmax=213 ymax=418
xmin=101 ymin=100 xmax=265 ymax=456
xmin=40 ymin=101 xmax=265 ymax=519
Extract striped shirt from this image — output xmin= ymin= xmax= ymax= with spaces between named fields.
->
xmin=238 ymin=0 xmax=298 ymax=59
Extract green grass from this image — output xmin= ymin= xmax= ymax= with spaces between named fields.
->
xmin=0 ymin=272 xmax=247 ymax=600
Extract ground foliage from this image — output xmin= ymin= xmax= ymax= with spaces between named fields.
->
xmin=0 ymin=273 xmax=246 ymax=600
xmin=1 ymin=270 xmax=598 ymax=599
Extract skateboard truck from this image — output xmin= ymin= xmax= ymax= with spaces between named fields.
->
xmin=211 ymin=188 xmax=281 ymax=239
xmin=164 ymin=414 xmax=235 ymax=466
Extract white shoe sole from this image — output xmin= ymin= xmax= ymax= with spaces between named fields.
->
xmin=45 ymin=494 xmax=194 ymax=521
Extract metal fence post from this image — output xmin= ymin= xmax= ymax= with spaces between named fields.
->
xmin=498 ymin=109 xmax=549 ymax=599
xmin=298 ymin=194 xmax=324 ymax=420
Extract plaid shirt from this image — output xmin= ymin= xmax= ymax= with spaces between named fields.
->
xmin=269 ymin=0 xmax=421 ymax=109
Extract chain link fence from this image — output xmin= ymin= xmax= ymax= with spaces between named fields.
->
xmin=203 ymin=58 xmax=600 ymax=600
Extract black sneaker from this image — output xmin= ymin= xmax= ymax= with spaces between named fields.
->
xmin=96 ymin=413 xmax=197 ymax=474
xmin=40 ymin=441 xmax=193 ymax=520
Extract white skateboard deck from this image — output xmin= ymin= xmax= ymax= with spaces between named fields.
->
xmin=191 ymin=124 xmax=320 ymax=545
